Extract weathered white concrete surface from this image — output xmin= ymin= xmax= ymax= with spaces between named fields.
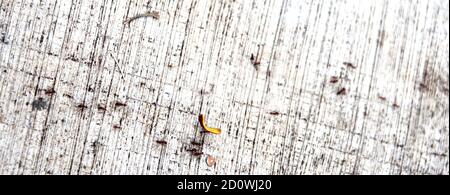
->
xmin=0 ymin=0 xmax=448 ymax=175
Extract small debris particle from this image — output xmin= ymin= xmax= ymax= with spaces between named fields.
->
xmin=337 ymin=88 xmax=347 ymax=95
xmin=76 ymin=104 xmax=88 ymax=109
xmin=329 ymin=76 xmax=339 ymax=84
xmin=156 ymin=140 xmax=167 ymax=145
xmin=44 ymin=88 xmax=56 ymax=95
xmin=206 ymin=155 xmax=216 ymax=167
xmin=65 ymin=54 xmax=79 ymax=62
xmin=124 ymin=11 xmax=160 ymax=25
xmin=343 ymin=62 xmax=357 ymax=69
xmin=31 ymin=98 xmax=47 ymax=111
xmin=363 ymin=111 xmax=368 ymax=116
xmin=191 ymin=141 xmax=202 ymax=146
xmin=378 ymin=95 xmax=387 ymax=101
xmin=92 ymin=140 xmax=100 ymax=148
xmin=63 ymin=94 xmax=73 ymax=98
xmin=115 ymin=101 xmax=127 ymax=107
xmin=393 ymin=103 xmax=400 ymax=109
xmin=253 ymin=60 xmax=261 ymax=66
xmin=92 ymin=140 xmax=101 ymax=153
xmin=1 ymin=33 xmax=9 ymax=44
xmin=419 ymin=83 xmax=428 ymax=90
xmin=269 ymin=111 xmax=280 ymax=116
xmin=112 ymin=124 xmax=121 ymax=129
xmin=250 ymin=53 xmax=261 ymax=70
xmin=47 ymin=52 xmax=58 ymax=57
xmin=39 ymin=34 xmax=44 ymax=44
xmin=97 ymin=105 xmax=107 ymax=111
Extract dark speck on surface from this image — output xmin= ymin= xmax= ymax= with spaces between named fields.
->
xmin=343 ymin=62 xmax=356 ymax=69
xmin=337 ymin=88 xmax=347 ymax=95
xmin=191 ymin=141 xmax=202 ymax=146
xmin=269 ymin=111 xmax=280 ymax=115
xmin=330 ymin=76 xmax=339 ymax=84
xmin=156 ymin=140 xmax=168 ymax=145
xmin=31 ymin=97 xmax=47 ymax=111
xmin=1 ymin=32 xmax=9 ymax=44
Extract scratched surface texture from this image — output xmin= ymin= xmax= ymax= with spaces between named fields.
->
xmin=0 ymin=0 xmax=448 ymax=175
